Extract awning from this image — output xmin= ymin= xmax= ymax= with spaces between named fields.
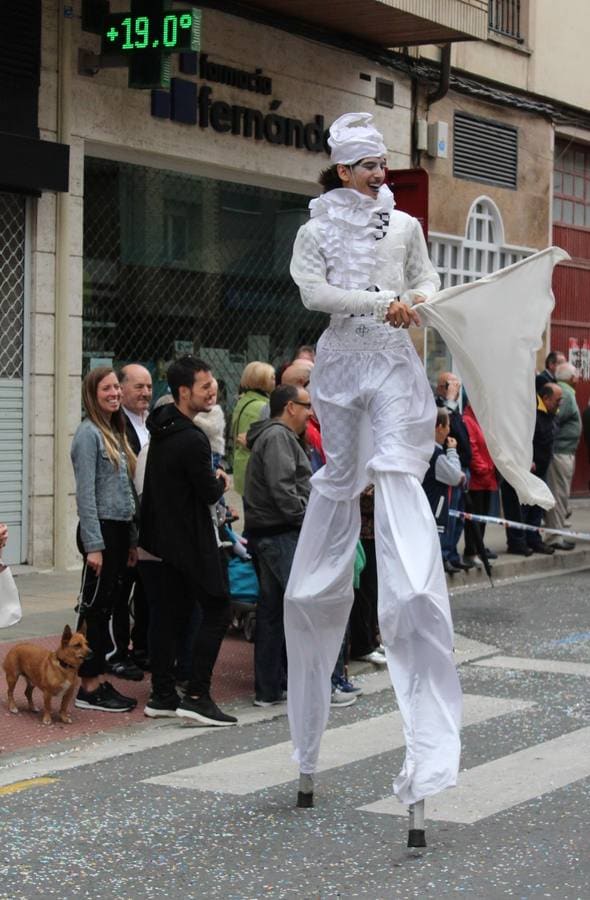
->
xmin=0 ymin=132 xmax=70 ymax=195
xmin=239 ymin=0 xmax=488 ymax=46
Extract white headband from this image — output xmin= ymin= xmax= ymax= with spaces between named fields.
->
xmin=328 ymin=112 xmax=387 ymax=165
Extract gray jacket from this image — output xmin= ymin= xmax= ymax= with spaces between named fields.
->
xmin=243 ymin=419 xmax=311 ymax=535
xmin=71 ymin=418 xmax=136 ymax=552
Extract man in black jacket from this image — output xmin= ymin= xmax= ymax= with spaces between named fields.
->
xmin=140 ymin=356 xmax=236 ymax=726
xmin=523 ymin=382 xmax=562 ymax=554
xmin=535 ymin=350 xmax=566 ymax=394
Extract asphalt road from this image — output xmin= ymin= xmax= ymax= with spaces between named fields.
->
xmin=2 ymin=569 xmax=590 ymax=899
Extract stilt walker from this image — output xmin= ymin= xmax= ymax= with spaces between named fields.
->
xmin=285 ymin=113 xmax=459 ymax=845
xmin=284 ymin=112 xmax=566 ymax=846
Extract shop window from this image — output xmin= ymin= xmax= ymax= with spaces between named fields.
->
xmin=82 ymin=157 xmax=317 ymax=414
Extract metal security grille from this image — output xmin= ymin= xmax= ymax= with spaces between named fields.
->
xmin=0 ymin=193 xmax=25 ymax=378
xmin=0 ymin=191 xmax=26 ymax=564
xmin=453 ymin=112 xmax=518 ymax=190
xmin=488 ymin=0 xmax=522 ymax=42
xmin=83 ymin=157 xmax=326 ymax=409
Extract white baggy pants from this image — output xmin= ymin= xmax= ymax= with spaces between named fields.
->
xmin=284 ymin=317 xmax=462 ymax=805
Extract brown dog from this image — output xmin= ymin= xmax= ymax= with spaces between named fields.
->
xmin=3 ymin=624 xmax=92 ymax=725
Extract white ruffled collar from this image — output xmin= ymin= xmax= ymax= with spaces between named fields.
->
xmin=309 ymin=185 xmax=395 ymax=226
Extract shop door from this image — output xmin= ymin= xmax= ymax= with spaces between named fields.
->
xmin=552 ymin=141 xmax=590 ymax=495
xmin=0 ymin=192 xmax=28 ymax=563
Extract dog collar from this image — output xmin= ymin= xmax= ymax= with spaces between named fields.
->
xmin=57 ymin=658 xmax=78 ymax=670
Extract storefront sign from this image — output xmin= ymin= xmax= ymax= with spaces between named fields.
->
xmin=152 ymin=78 xmax=329 ymax=154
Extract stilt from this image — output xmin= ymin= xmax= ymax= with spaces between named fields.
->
xmin=407 ymin=799 xmax=426 ymax=848
xmin=296 ymin=773 xmax=314 ymax=808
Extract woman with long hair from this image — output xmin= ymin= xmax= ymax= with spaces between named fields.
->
xmin=230 ymin=361 xmax=276 ymax=495
xmin=71 ymin=366 xmax=139 ymax=712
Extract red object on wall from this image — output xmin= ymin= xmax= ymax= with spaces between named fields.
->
xmin=551 ymin=225 xmax=590 ymax=494
xmin=385 ymin=168 xmax=429 ymax=239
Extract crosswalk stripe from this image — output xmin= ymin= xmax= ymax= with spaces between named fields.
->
xmin=142 ymin=694 xmax=532 ymax=796
xmin=359 ymin=726 xmax=590 ymax=824
xmin=472 ymin=655 xmax=590 ymax=677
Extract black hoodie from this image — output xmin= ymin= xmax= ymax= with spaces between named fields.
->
xmin=140 ymin=403 xmax=226 ymax=597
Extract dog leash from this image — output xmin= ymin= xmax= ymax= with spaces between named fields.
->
xmin=74 ymin=561 xmax=101 ymax=629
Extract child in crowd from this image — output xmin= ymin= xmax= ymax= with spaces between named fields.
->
xmin=422 ymin=408 xmax=466 ymax=574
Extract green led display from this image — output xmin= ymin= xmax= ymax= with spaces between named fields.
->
xmin=102 ymin=8 xmax=201 ymax=55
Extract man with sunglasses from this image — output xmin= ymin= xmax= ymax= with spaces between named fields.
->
xmin=243 ymin=384 xmax=312 ymax=707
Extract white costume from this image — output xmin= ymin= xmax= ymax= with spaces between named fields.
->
xmin=285 ymin=114 xmax=462 ymax=806
xmin=285 ymin=114 xmax=566 ymax=808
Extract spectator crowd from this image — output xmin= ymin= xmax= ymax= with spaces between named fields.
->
xmin=1 ymin=345 xmax=586 ymax=725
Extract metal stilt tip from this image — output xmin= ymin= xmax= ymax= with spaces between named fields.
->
xmin=407 ymin=829 xmax=427 ymax=848
xmin=407 ymin=799 xmax=426 ymax=848
xmin=297 ymin=773 xmax=314 ymax=808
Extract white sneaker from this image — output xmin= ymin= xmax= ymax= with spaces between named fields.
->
xmin=330 ymin=688 xmax=357 ymax=707
xmin=358 ymin=650 xmax=387 ymax=666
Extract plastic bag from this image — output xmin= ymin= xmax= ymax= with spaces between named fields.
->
xmin=0 ymin=564 xmax=22 ymax=628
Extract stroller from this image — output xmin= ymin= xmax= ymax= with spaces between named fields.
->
xmin=227 ymin=554 xmax=259 ymax=642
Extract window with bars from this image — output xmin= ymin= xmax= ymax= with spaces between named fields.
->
xmin=553 ymin=140 xmax=590 ymax=229
xmin=426 ymin=197 xmax=531 ymax=377
xmin=488 ymin=0 xmax=523 ymax=43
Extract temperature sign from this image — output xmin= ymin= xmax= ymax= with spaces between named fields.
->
xmin=102 ymin=8 xmax=201 ymax=55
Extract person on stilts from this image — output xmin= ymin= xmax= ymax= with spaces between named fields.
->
xmin=285 ymin=113 xmax=463 ymax=844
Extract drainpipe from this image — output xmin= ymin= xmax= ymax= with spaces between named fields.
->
xmin=54 ymin=4 xmax=73 ymax=569
xmin=427 ymin=43 xmax=451 ymax=107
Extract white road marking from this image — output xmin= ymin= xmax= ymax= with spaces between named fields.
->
xmin=143 ymin=694 xmax=532 ymax=795
xmin=472 ymin=655 xmax=590 ymax=677
xmin=359 ymin=726 xmax=590 ymax=824
xmin=453 ymin=633 xmax=499 ymax=663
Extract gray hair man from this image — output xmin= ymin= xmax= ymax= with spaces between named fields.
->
xmin=243 ymin=384 xmax=312 ymax=707
xmin=544 ymin=362 xmax=581 ymax=549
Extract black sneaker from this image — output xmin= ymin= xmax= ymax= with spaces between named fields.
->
xmin=102 ymin=681 xmax=138 ymax=708
xmin=105 ymin=657 xmax=144 ymax=681
xmin=130 ymin=651 xmax=151 ymax=671
xmin=144 ymin=693 xmax=180 ymax=718
xmin=75 ymin=684 xmax=134 ymax=712
xmin=176 ymin=694 xmax=237 ymax=727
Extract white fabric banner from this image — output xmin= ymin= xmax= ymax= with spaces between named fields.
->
xmin=419 ymin=246 xmax=570 ymax=509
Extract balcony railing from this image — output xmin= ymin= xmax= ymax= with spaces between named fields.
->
xmin=488 ymin=0 xmax=523 ymax=42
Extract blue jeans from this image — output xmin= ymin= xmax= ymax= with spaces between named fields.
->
xmin=441 ymin=485 xmax=464 ymax=564
xmin=251 ymin=531 xmax=299 ymax=702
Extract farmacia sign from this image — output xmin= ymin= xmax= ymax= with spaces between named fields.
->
xmin=152 ymin=51 xmax=329 ymax=154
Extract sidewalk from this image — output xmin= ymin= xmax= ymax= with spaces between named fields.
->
xmin=1 ymin=499 xmax=589 ymax=757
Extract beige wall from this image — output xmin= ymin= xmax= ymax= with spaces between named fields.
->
xmin=423 ymin=93 xmax=552 ymax=250
xmin=430 ymin=0 xmax=590 ymax=112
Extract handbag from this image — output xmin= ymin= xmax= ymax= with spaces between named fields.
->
xmin=0 ymin=563 xmax=22 ymax=628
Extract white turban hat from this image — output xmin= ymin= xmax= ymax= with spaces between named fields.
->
xmin=328 ymin=112 xmax=387 ymax=165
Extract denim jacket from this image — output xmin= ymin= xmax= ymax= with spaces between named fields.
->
xmin=71 ymin=418 xmax=137 ymax=552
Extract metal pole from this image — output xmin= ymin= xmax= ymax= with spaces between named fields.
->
xmin=297 ymin=773 xmax=314 ymax=808
xmin=408 ymin=799 xmax=427 ymax=848
xmin=54 ymin=4 xmax=73 ymax=569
